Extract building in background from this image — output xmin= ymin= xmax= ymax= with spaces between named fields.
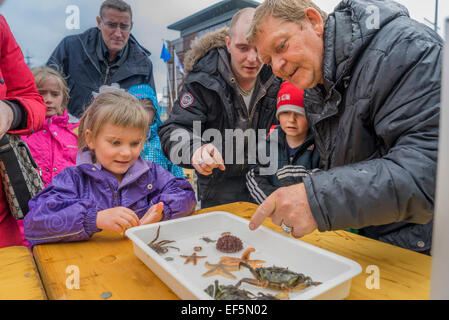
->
xmin=164 ymin=0 xmax=259 ymax=114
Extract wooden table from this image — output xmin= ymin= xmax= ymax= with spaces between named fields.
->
xmin=0 ymin=246 xmax=47 ymax=300
xmin=32 ymin=202 xmax=431 ymax=300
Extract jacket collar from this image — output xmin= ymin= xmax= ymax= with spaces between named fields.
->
xmin=321 ymin=0 xmax=409 ymax=96
xmin=305 ymin=0 xmax=410 ymax=120
xmin=45 ymin=110 xmax=69 ymax=126
xmin=77 ymin=27 xmax=152 ymax=80
xmin=215 ymin=47 xmax=276 ymax=118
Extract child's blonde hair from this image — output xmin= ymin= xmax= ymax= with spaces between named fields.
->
xmin=31 ymin=66 xmax=70 ymax=111
xmin=78 ymin=89 xmax=149 ymax=150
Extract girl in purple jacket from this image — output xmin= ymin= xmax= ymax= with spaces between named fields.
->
xmin=24 ymin=90 xmax=196 ymax=247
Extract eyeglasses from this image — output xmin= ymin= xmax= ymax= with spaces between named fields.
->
xmin=101 ymin=19 xmax=132 ymax=32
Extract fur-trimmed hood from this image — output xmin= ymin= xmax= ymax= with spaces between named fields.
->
xmin=183 ymin=27 xmax=228 ymax=74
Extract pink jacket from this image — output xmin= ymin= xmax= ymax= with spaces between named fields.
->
xmin=22 ymin=110 xmax=79 ymax=186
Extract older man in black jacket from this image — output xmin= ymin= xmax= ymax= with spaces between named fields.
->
xmin=47 ymin=0 xmax=155 ymax=118
xmin=248 ymin=0 xmax=441 ymax=254
xmin=159 ymin=8 xmax=282 ymax=208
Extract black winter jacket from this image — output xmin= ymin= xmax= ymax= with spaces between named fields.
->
xmin=246 ymin=126 xmax=320 ymax=204
xmin=47 ymin=27 xmax=156 ymax=118
xmin=158 ymin=28 xmax=282 ymax=207
xmin=302 ymin=0 xmax=441 ymax=254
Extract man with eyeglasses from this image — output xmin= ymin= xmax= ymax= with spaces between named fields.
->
xmin=47 ymin=0 xmax=155 ymax=118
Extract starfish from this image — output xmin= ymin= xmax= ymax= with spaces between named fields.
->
xmin=180 ymin=252 xmax=207 ymax=265
xmin=219 ymin=247 xmax=265 ymax=270
xmin=202 ymin=261 xmax=237 ymax=279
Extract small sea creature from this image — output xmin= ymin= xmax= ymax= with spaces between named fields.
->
xmin=216 ymin=234 xmax=243 ymax=253
xmin=204 ymin=281 xmax=282 ymax=300
xmin=220 ymin=247 xmax=265 ymax=269
xmin=147 ymin=226 xmax=180 ymax=255
xmin=194 ymin=246 xmax=202 ymax=252
xmin=165 ymin=257 xmax=174 ymax=262
xmin=200 ymin=237 xmax=216 ymax=243
xmin=236 ymin=262 xmax=321 ymax=293
xmin=180 ymin=252 xmax=207 ymax=265
xmin=253 ymin=292 xmax=284 ymax=300
xmin=205 ymin=280 xmax=254 ymax=300
xmin=202 ymin=261 xmax=237 ymax=279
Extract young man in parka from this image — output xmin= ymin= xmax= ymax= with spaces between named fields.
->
xmin=248 ymin=0 xmax=441 ymax=254
xmin=159 ymin=8 xmax=282 ymax=208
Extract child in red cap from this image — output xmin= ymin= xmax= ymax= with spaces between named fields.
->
xmin=246 ymin=82 xmax=320 ymax=204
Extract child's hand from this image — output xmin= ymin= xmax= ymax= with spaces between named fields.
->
xmin=97 ymin=207 xmax=141 ymax=232
xmin=140 ymin=202 xmax=164 ymax=225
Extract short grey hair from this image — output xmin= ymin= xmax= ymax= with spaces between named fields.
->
xmin=248 ymin=0 xmax=328 ymax=42
xmin=99 ymin=0 xmax=132 ymax=21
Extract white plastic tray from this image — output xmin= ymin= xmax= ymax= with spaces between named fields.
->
xmin=126 ymin=211 xmax=362 ymax=300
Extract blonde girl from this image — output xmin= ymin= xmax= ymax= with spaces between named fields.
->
xmin=24 ymin=89 xmax=196 ymax=246
xmin=32 ymin=66 xmax=70 ymax=117
xmin=19 ymin=67 xmax=78 ymax=248
xmin=22 ymin=66 xmax=79 ymax=185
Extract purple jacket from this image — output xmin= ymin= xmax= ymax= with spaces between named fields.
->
xmin=24 ymin=148 xmax=196 ymax=247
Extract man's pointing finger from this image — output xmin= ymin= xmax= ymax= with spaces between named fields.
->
xmin=249 ymin=194 xmax=276 ymax=231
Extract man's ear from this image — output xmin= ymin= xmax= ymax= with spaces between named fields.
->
xmin=96 ymin=16 xmax=102 ymax=29
xmin=225 ymin=36 xmax=231 ymax=53
xmin=305 ymin=8 xmax=324 ymax=36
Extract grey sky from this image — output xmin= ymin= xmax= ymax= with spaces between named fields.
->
xmin=0 ymin=0 xmax=447 ymax=99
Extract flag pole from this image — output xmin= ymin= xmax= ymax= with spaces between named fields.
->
xmin=162 ymin=39 xmax=173 ymax=114
xmin=173 ymin=46 xmax=178 ymax=101
xmin=173 ymin=51 xmax=186 ymax=100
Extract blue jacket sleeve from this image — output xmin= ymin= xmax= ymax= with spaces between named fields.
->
xmin=23 ymin=168 xmax=100 ymax=247
xmin=148 ymin=163 xmax=196 ymax=220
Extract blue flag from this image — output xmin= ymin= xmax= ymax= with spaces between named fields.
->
xmin=160 ymin=43 xmax=172 ymax=62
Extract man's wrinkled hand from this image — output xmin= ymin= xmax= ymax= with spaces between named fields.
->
xmin=249 ymin=183 xmax=318 ymax=238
